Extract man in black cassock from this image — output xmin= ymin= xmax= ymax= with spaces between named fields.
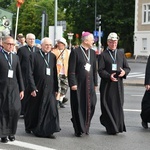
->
xmin=24 ymin=37 xmax=60 ymax=139
xmin=68 ymin=32 xmax=98 ymax=137
xmin=98 ymin=32 xmax=130 ymax=135
xmin=0 ymin=36 xmax=24 ymax=143
xmin=141 ymin=56 xmax=150 ymax=129
xmin=17 ymin=33 xmax=39 ymax=116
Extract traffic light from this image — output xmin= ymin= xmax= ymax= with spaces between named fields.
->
xmin=96 ymin=15 xmax=101 ymax=29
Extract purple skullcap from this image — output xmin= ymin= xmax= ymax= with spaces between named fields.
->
xmin=82 ymin=31 xmax=91 ymax=37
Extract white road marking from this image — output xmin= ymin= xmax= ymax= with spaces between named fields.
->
xmin=124 ymin=109 xmax=141 ymax=112
xmin=131 ymin=95 xmax=143 ymax=96
xmin=129 ymin=72 xmax=142 ymax=74
xmin=7 ymin=141 xmax=56 ymax=150
xmin=127 ymin=74 xmax=145 ymax=78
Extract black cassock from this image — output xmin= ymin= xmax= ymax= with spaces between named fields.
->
xmin=0 ymin=50 xmax=24 ymax=137
xmin=98 ymin=49 xmax=130 ymax=134
xmin=141 ymin=56 xmax=150 ymax=123
xmin=68 ymin=47 xmax=98 ymax=134
xmin=24 ymin=50 xmax=60 ymax=137
xmin=17 ymin=45 xmax=39 ymax=115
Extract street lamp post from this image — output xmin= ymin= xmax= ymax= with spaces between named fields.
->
xmin=67 ymin=32 xmax=74 ymax=50
xmin=34 ymin=4 xmax=47 ymax=39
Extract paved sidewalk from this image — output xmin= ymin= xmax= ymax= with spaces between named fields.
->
xmin=123 ymin=78 xmax=144 ymax=86
xmin=123 ymin=57 xmax=147 ymax=86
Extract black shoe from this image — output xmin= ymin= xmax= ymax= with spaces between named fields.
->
xmin=48 ymin=134 xmax=56 ymax=139
xmin=1 ymin=137 xmax=8 ymax=143
xmin=142 ymin=121 xmax=148 ymax=129
xmin=75 ymin=133 xmax=82 ymax=137
xmin=62 ymin=97 xmax=68 ymax=103
xmin=59 ymin=102 xmax=65 ymax=108
xmin=8 ymin=135 xmax=15 ymax=141
xmin=25 ymin=129 xmax=31 ymax=133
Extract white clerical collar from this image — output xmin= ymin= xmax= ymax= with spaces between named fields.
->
xmin=3 ymin=49 xmax=11 ymax=54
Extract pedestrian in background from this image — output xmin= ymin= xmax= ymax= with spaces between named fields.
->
xmin=141 ymin=55 xmax=150 ymax=129
xmin=68 ymin=31 xmax=98 ymax=137
xmin=52 ymin=37 xmax=70 ymax=108
xmin=0 ymin=36 xmax=24 ymax=143
xmin=98 ymin=32 xmax=130 ymax=135
xmin=17 ymin=33 xmax=39 ymax=116
xmin=15 ymin=33 xmax=26 ymax=51
xmin=24 ymin=37 xmax=60 ymax=138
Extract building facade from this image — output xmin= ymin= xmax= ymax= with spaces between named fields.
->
xmin=134 ymin=0 xmax=150 ymax=58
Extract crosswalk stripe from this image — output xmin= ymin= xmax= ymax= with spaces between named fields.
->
xmin=127 ymin=72 xmax=145 ymax=78
xmin=124 ymin=109 xmax=141 ymax=112
xmin=129 ymin=72 xmax=143 ymax=74
xmin=7 ymin=141 xmax=56 ymax=150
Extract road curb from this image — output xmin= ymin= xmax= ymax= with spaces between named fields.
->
xmin=124 ymin=83 xmax=144 ymax=86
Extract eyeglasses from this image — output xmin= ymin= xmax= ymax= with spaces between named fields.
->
xmin=4 ymin=42 xmax=15 ymax=46
xmin=45 ymin=44 xmax=52 ymax=46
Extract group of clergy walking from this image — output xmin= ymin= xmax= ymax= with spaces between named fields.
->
xmin=0 ymin=31 xmax=134 ymax=144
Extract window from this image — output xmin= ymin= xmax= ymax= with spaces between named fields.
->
xmin=143 ymin=4 xmax=150 ymax=24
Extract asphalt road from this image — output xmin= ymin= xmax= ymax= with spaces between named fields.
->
xmin=0 ymin=61 xmax=149 ymax=150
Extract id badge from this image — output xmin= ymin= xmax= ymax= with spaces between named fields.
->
xmin=112 ymin=64 xmax=117 ymax=71
xmin=8 ymin=69 xmax=14 ymax=78
xmin=84 ymin=63 xmax=91 ymax=72
xmin=46 ymin=68 xmax=51 ymax=76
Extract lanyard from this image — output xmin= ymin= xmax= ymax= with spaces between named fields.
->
xmin=27 ymin=46 xmax=35 ymax=52
xmin=2 ymin=50 xmax=12 ymax=69
xmin=80 ymin=46 xmax=90 ymax=62
xmin=107 ymin=49 xmax=117 ymax=63
xmin=39 ymin=50 xmax=50 ymax=67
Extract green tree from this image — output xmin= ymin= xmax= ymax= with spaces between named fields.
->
xmin=59 ymin=0 xmax=135 ymax=53
xmin=3 ymin=0 xmax=134 ymax=53
xmin=0 ymin=0 xmax=12 ymax=9
xmin=8 ymin=0 xmax=66 ymax=39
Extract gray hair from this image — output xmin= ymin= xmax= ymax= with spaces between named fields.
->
xmin=2 ymin=35 xmax=14 ymax=42
xmin=41 ymin=37 xmax=52 ymax=45
xmin=26 ymin=33 xmax=35 ymax=39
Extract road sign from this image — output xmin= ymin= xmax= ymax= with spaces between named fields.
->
xmin=93 ymin=31 xmax=103 ymax=37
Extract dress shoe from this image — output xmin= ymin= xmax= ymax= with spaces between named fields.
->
xmin=142 ymin=121 xmax=148 ymax=129
xmin=75 ymin=132 xmax=82 ymax=137
xmin=48 ymin=134 xmax=56 ymax=139
xmin=1 ymin=137 xmax=8 ymax=143
xmin=25 ymin=129 xmax=31 ymax=133
xmin=59 ymin=102 xmax=65 ymax=108
xmin=8 ymin=135 xmax=15 ymax=141
xmin=62 ymin=97 xmax=68 ymax=103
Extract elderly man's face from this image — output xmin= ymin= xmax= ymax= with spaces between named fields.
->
xmin=107 ymin=40 xmax=118 ymax=50
xmin=41 ymin=39 xmax=52 ymax=53
xmin=2 ymin=37 xmax=15 ymax=52
xmin=26 ymin=35 xmax=35 ymax=47
xmin=84 ymin=34 xmax=94 ymax=49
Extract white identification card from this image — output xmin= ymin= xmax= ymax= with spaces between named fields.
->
xmin=84 ymin=63 xmax=91 ymax=72
xmin=8 ymin=69 xmax=14 ymax=78
xmin=46 ymin=67 xmax=51 ymax=76
xmin=112 ymin=64 xmax=117 ymax=71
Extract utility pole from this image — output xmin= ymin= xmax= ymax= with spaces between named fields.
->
xmin=95 ymin=0 xmax=97 ymax=31
xmin=41 ymin=10 xmax=46 ymax=39
xmin=54 ymin=0 xmax=58 ymax=44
